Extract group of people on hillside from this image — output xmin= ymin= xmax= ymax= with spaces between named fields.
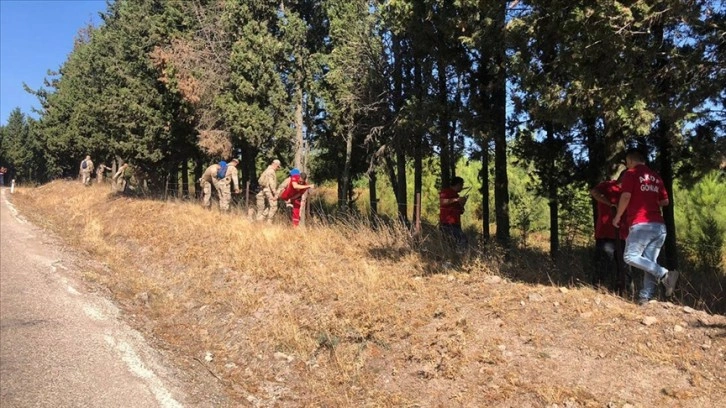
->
xmin=201 ymin=158 xmax=314 ymax=226
xmin=439 ymin=148 xmax=678 ymax=305
xmin=79 ymin=155 xmax=132 ymax=193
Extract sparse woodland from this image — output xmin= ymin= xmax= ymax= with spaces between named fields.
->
xmin=2 ymin=0 xmax=725 ymax=304
xmin=2 ymin=1 xmax=726 ymax=404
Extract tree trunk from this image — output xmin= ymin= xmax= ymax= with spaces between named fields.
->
xmin=168 ymin=165 xmax=179 ymax=199
xmin=339 ymin=128 xmax=353 ymax=212
xmin=658 ymin=122 xmax=678 ymax=270
xmin=181 ymin=159 xmax=190 ymax=199
xmin=396 ymin=145 xmax=408 ymax=224
xmin=493 ymin=1 xmax=510 ymax=246
xmin=369 ymin=171 xmax=378 ymax=216
xmin=546 ymin=123 xmax=559 ymax=258
xmin=194 ymin=159 xmax=203 ymax=199
xmin=294 ymin=85 xmax=305 ymax=169
xmin=240 ymin=140 xmax=258 ymax=188
xmin=413 ymin=55 xmax=423 ymax=225
xmin=584 ymin=115 xmax=603 ymax=232
xmin=480 ymin=135 xmax=491 ymax=241
xmin=392 ymin=34 xmax=408 ymax=224
xmin=438 ymin=59 xmax=451 ymax=188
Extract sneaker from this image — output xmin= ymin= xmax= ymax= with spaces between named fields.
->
xmin=662 ymin=270 xmax=679 ymax=297
xmin=637 ymin=298 xmax=650 ymax=306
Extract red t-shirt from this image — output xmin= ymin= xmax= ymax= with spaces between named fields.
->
xmin=280 ymin=175 xmax=301 ymax=201
xmin=594 ymin=180 xmax=623 ymax=240
xmin=439 ymin=187 xmax=463 ymax=225
xmin=620 ymin=164 xmax=668 ymax=227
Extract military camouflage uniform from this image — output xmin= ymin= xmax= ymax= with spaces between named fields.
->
xmin=256 ymin=164 xmax=279 ymax=222
xmin=80 ymin=157 xmax=94 ymax=185
xmin=200 ymin=164 xmax=221 ymax=209
xmin=96 ymin=164 xmax=111 ymax=184
xmin=217 ymin=162 xmax=240 ymax=211
xmin=113 ymin=163 xmax=132 ymax=194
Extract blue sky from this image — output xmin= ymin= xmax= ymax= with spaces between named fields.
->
xmin=0 ymin=0 xmax=108 ymax=126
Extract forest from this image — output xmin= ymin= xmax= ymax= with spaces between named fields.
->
xmin=0 ymin=1 xmax=724 ymax=283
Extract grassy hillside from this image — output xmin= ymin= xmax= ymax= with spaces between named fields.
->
xmin=11 ymin=181 xmax=726 ymax=407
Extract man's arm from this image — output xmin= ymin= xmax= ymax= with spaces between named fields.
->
xmin=292 ymin=181 xmax=313 ymax=190
xmin=590 ymin=187 xmax=613 ymax=206
xmin=440 ymin=196 xmax=465 ymax=206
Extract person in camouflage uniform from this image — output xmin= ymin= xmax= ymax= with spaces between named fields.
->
xmin=256 ymin=159 xmax=281 ymax=222
xmin=200 ymin=162 xmax=223 ymax=209
xmin=96 ymin=164 xmax=112 ymax=184
xmin=80 ymin=155 xmax=94 ymax=186
xmin=217 ymin=159 xmax=240 ymax=211
xmin=113 ymin=163 xmax=132 ymax=194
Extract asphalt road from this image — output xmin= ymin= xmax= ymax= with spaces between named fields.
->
xmin=0 ymin=188 xmax=189 ymax=408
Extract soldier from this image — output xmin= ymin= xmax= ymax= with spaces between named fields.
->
xmin=276 ymin=169 xmax=295 ymax=222
xmin=200 ymin=162 xmax=223 ymax=209
xmin=256 ymin=159 xmax=281 ymax=222
xmin=96 ymin=163 xmax=112 ymax=184
xmin=113 ymin=163 xmax=132 ymax=194
xmin=80 ymin=155 xmax=94 ymax=186
xmin=218 ymin=159 xmax=240 ymax=211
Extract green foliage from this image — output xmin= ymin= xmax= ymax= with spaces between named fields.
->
xmin=356 ymin=155 xmax=549 ymax=239
xmin=508 ymin=161 xmax=549 ymax=244
xmin=0 ymin=109 xmax=46 ymax=183
xmin=558 ymin=182 xmax=594 ymax=250
xmin=674 ymin=171 xmax=726 ymax=273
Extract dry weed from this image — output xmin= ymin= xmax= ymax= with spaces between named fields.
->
xmin=10 ymin=181 xmax=726 ymax=407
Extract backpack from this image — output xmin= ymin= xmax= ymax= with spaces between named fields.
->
xmin=81 ymin=160 xmax=88 ymax=169
xmin=216 ymin=161 xmax=228 ymax=179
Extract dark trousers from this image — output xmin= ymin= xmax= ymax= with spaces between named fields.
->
xmin=594 ymin=238 xmax=628 ymax=288
xmin=440 ymin=224 xmax=468 ymax=250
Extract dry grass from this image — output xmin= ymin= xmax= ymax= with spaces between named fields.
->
xmin=11 ymin=181 xmax=726 ymax=407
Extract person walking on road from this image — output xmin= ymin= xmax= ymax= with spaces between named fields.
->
xmin=613 ymin=148 xmax=678 ymax=304
xmin=256 ymin=159 xmax=281 ymax=223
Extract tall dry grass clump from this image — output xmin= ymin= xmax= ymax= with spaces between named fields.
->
xmin=12 ymin=181 xmax=726 ymax=407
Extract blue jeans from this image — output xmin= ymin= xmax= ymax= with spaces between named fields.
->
xmin=624 ymin=222 xmax=667 ymax=300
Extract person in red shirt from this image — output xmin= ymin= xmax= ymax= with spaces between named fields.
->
xmin=590 ymin=172 xmax=628 ymax=288
xmin=280 ymin=169 xmax=314 ymax=227
xmin=613 ymin=148 xmax=678 ymax=304
xmin=439 ymin=176 xmax=468 ymax=250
